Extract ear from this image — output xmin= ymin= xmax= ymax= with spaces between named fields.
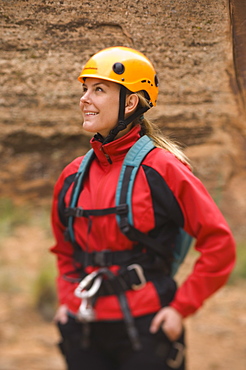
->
xmin=125 ymin=94 xmax=139 ymax=115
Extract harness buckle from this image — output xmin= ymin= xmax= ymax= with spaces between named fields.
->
xmin=166 ymin=342 xmax=185 ymax=369
xmin=127 ymin=264 xmax=146 ymax=290
xmin=94 ymin=251 xmax=112 ymax=267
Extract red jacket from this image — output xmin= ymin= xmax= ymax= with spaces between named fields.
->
xmin=51 ymin=125 xmax=236 ymax=319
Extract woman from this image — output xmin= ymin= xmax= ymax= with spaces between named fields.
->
xmin=51 ymin=46 xmax=236 ymax=370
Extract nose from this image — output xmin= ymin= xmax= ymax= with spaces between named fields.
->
xmin=80 ymin=91 xmax=90 ymax=112
xmin=80 ymin=95 xmax=89 ymax=111
xmin=80 ymin=89 xmax=91 ymax=104
xmin=80 ymin=94 xmax=88 ymax=104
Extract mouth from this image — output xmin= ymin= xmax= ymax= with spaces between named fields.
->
xmin=84 ymin=111 xmax=99 ymax=116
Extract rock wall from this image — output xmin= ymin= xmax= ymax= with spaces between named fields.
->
xmin=1 ymin=0 xmax=246 ymax=238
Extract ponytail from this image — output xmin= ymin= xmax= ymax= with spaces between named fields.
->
xmin=133 ymin=92 xmax=191 ymax=167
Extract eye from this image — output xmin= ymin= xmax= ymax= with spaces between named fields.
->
xmin=82 ymin=85 xmax=88 ymax=94
xmin=95 ymin=86 xmax=104 ymax=92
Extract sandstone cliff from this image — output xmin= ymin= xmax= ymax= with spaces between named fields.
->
xmin=1 ymin=0 xmax=246 ymax=239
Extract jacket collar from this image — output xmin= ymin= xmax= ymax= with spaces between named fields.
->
xmin=90 ymin=125 xmax=141 ymax=165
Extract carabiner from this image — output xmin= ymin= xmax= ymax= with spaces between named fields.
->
xmin=127 ymin=264 xmax=146 ymax=290
xmin=74 ymin=272 xmax=103 ymax=299
xmin=77 ymin=296 xmax=96 ymax=322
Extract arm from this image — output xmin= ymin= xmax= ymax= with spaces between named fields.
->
xmin=50 ymin=166 xmax=82 ymax=317
xmin=150 ymin=152 xmax=236 ymax=338
xmin=169 ymin=163 xmax=236 ymax=317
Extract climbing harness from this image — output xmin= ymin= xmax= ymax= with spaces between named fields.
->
xmin=64 ymin=135 xmax=193 ymax=275
xmin=74 ymin=266 xmax=144 ymax=350
xmin=59 ymin=135 xmax=193 ymax=350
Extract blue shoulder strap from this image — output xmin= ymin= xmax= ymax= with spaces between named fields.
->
xmin=115 ymin=135 xmax=155 ymax=225
xmin=115 ymin=135 xmax=193 ymax=276
xmin=67 ymin=149 xmax=95 ymax=243
xmin=171 ymin=228 xmax=193 ymax=277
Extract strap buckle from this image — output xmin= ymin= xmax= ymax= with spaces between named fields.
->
xmin=116 ymin=203 xmax=129 ymax=215
xmin=94 ymin=251 xmax=112 ymax=267
xmin=64 ymin=207 xmax=85 ymax=217
xmin=127 ymin=264 xmax=146 ymax=290
xmin=166 ymin=342 xmax=185 ymax=369
xmin=74 ymin=207 xmax=85 ymax=217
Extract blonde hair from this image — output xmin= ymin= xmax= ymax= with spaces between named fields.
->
xmin=132 ymin=92 xmax=190 ymax=167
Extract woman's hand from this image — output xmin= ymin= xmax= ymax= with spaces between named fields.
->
xmin=53 ymin=304 xmax=69 ymax=324
xmin=150 ymin=306 xmax=183 ymax=342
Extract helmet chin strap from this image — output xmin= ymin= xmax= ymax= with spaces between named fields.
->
xmin=102 ymin=86 xmax=150 ymax=145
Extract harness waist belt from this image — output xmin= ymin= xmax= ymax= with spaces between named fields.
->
xmin=87 ymin=267 xmax=168 ymax=297
xmin=73 ymin=246 xmax=144 ymax=267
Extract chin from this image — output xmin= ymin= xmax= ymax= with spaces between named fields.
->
xmin=82 ymin=123 xmax=96 ymax=133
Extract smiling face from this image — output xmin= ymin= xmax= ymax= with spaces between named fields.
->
xmin=79 ymin=78 xmax=121 ymax=138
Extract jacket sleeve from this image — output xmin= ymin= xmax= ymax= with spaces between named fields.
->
xmin=161 ymin=152 xmax=236 ymax=318
xmin=50 ymin=163 xmax=82 ymax=311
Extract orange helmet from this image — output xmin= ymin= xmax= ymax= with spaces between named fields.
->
xmin=78 ymin=46 xmax=159 ymax=106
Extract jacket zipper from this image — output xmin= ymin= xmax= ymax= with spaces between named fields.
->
xmin=101 ymin=146 xmax=112 ymax=164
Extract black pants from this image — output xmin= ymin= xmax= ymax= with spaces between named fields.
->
xmin=57 ymin=313 xmax=185 ymax=370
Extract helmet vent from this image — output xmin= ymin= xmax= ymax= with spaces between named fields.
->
xmin=113 ymin=63 xmax=125 ymax=75
xmin=154 ymin=75 xmax=159 ymax=87
xmin=141 ymin=80 xmax=152 ymax=84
